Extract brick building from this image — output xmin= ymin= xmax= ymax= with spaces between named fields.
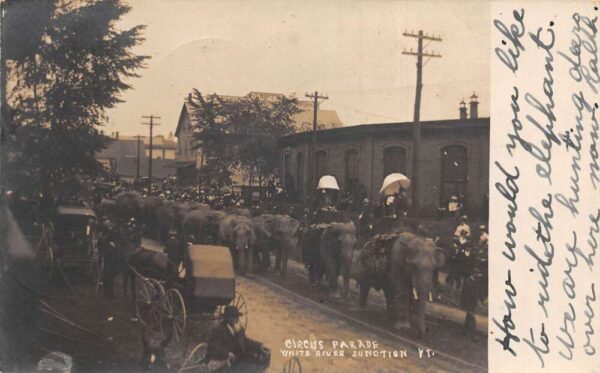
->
xmin=278 ymin=99 xmax=489 ymax=217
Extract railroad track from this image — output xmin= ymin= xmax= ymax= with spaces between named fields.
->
xmin=253 ymin=275 xmax=488 ymax=373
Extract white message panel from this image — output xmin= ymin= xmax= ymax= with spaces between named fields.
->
xmin=490 ymin=2 xmax=600 ymax=372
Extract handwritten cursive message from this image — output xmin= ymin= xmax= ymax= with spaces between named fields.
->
xmin=491 ymin=3 xmax=599 ymax=372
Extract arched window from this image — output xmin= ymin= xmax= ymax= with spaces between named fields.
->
xmin=315 ymin=150 xmax=328 ymax=180
xmin=440 ymin=145 xmax=468 ymax=206
xmin=345 ymin=149 xmax=359 ymax=190
xmin=382 ymin=146 xmax=407 ymax=176
xmin=296 ymin=152 xmax=304 ymax=198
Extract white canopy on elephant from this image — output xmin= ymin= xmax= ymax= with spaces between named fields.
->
xmin=379 ymin=173 xmax=411 ymax=195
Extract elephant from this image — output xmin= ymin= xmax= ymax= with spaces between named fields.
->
xmin=222 ymin=206 xmax=252 ymax=218
xmin=218 ymin=215 xmax=256 ymax=275
xmin=186 ymin=201 xmax=211 ymax=212
xmin=319 ymin=223 xmax=357 ymax=298
xmin=252 ymin=214 xmax=300 ymax=276
xmin=154 ymin=201 xmax=189 ymax=242
xmin=95 ymin=198 xmax=116 ymax=220
xmin=114 ymin=191 xmax=144 ymax=222
xmin=182 ymin=209 xmax=226 ymax=245
xmin=141 ymin=195 xmax=164 ymax=236
xmin=357 ymin=231 xmax=445 ymax=337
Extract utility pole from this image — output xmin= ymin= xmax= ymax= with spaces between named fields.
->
xmin=142 ymin=115 xmax=161 ymax=185
xmin=304 ymin=91 xmax=328 ymax=192
xmin=135 ymin=134 xmax=141 ymax=183
xmin=402 ymin=30 xmax=441 ymax=221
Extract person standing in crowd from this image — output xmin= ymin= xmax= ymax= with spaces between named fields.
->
xmin=358 ymin=198 xmax=374 ymax=241
xmin=99 ymin=218 xmax=120 ymax=299
xmin=164 ymin=230 xmax=182 ymax=269
xmin=446 ymin=215 xmax=471 ymax=289
xmin=460 ymin=234 xmax=487 ymax=340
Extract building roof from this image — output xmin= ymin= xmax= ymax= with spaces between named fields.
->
xmin=96 ymin=138 xmax=138 ymax=159
xmin=278 ymin=117 xmax=490 ymax=146
xmin=116 ymin=135 xmax=176 ymax=149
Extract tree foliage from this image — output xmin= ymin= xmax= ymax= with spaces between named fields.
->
xmin=2 ymin=0 xmax=148 ymax=197
xmin=188 ymin=90 xmax=300 ymax=187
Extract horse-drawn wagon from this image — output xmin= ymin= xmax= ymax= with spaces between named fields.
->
xmin=129 ymin=243 xmax=247 ymax=344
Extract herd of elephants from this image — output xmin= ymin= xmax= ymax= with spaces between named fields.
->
xmin=100 ymin=191 xmax=447 ymax=338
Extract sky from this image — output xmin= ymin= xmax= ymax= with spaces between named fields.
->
xmin=106 ymin=0 xmax=491 ymax=137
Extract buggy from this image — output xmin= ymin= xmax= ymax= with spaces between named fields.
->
xmin=129 ymin=243 xmax=247 ymax=344
xmin=37 ymin=206 xmax=100 ymax=290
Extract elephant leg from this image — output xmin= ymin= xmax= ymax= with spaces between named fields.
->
xmin=392 ymin=279 xmax=411 ymax=331
xmin=280 ymin=244 xmax=289 ymax=277
xmin=237 ymin=247 xmax=246 ymax=275
xmin=323 ymin=253 xmax=339 ymax=297
xmin=308 ymin=264 xmax=316 ymax=285
xmin=383 ymin=283 xmax=395 ymax=315
xmin=358 ymin=280 xmax=369 ymax=308
xmin=410 ymin=295 xmax=427 ymax=337
xmin=244 ymin=246 xmax=253 ymax=275
xmin=274 ymin=241 xmax=282 ymax=272
xmin=341 ymin=258 xmax=351 ymax=298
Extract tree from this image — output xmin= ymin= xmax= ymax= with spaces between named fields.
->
xmin=2 ymin=0 xmax=149 ymax=199
xmin=188 ymin=90 xmax=300 ymax=188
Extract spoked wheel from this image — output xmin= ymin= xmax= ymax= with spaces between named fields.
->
xmin=162 ymin=288 xmax=187 ymax=343
xmin=283 ymin=357 xmax=302 ymax=373
xmin=136 ymin=278 xmax=165 ymax=328
xmin=179 ymin=342 xmax=209 ymax=372
xmin=92 ymin=257 xmax=103 ymax=296
xmin=218 ymin=292 xmax=248 ymax=329
xmin=37 ymin=238 xmax=55 ymax=280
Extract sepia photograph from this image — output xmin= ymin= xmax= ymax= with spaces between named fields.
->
xmin=0 ymin=1 xmax=493 ymax=372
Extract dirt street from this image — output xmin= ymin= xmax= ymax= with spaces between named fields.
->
xmin=42 ymin=270 xmax=484 ymax=373
xmin=236 ymin=276 xmax=477 ymax=373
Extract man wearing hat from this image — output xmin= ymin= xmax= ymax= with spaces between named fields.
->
xmin=99 ymin=218 xmax=119 ymax=299
xmin=164 ymin=229 xmax=182 ymax=269
xmin=207 ymin=306 xmax=270 ymax=371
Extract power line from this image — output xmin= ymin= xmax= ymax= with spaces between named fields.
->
xmin=142 ymin=115 xmax=161 ymax=185
xmin=305 ymin=91 xmax=329 ymax=192
xmin=402 ymin=29 xmax=442 ymax=221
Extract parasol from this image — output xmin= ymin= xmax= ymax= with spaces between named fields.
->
xmin=316 ymin=175 xmax=340 ymax=191
xmin=379 ymin=173 xmax=411 ymax=195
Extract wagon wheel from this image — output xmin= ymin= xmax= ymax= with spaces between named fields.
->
xmin=282 ymin=357 xmax=302 ymax=373
xmin=179 ymin=343 xmax=208 ymax=372
xmin=136 ymin=278 xmax=165 ymax=328
xmin=161 ymin=288 xmax=187 ymax=343
xmin=92 ymin=256 xmax=103 ymax=296
xmin=36 ymin=225 xmax=55 ymax=280
xmin=217 ymin=292 xmax=248 ymax=329
xmin=42 ymin=242 xmax=55 ymax=280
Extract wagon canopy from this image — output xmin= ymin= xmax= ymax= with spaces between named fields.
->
xmin=57 ymin=206 xmax=97 ymax=219
xmin=186 ymin=245 xmax=235 ymax=305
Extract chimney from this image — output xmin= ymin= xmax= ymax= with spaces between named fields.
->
xmin=459 ymin=99 xmax=468 ymax=120
xmin=469 ymin=93 xmax=479 ymax=119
